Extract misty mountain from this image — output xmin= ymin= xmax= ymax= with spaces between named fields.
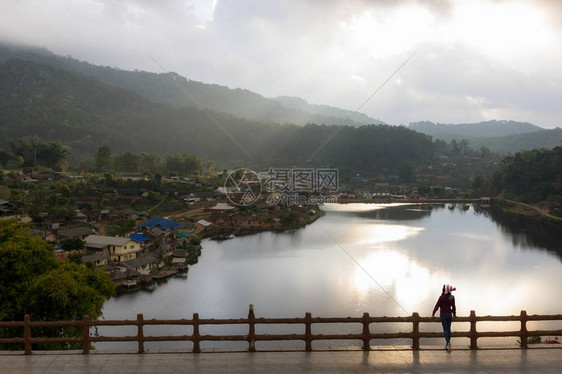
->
xmin=272 ymin=96 xmax=383 ymax=125
xmin=408 ymin=120 xmax=542 ymax=140
xmin=0 ymin=58 xmax=434 ymax=168
xmin=408 ymin=120 xmax=561 ymax=154
xmin=0 ymin=43 xmax=371 ymax=128
xmin=471 ymin=129 xmax=562 ymax=154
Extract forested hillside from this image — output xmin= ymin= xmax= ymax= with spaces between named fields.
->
xmin=409 ymin=120 xmax=542 ymax=139
xmin=472 ymin=129 xmax=562 ymax=154
xmin=408 ymin=120 xmax=562 ymax=154
xmin=490 ymin=147 xmax=562 ymax=206
xmin=0 ymin=43 xmax=370 ymax=127
xmin=272 ymin=96 xmax=383 ymax=125
xmin=0 ymin=58 xmax=434 ymax=168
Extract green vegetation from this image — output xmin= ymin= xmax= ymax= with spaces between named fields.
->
xmin=492 ymin=147 xmax=562 ymax=205
xmin=0 ymin=43 xmax=371 ymax=128
xmin=0 ymin=43 xmax=559 ymax=201
xmin=0 ymin=58 xmax=433 ymax=170
xmin=9 ymin=136 xmax=69 ymax=170
xmin=0 ymin=219 xmax=114 ymax=349
xmin=60 ymin=238 xmax=85 ymax=252
xmin=526 ymin=336 xmax=542 ymax=344
xmin=409 ymin=120 xmax=542 ymax=140
xmin=409 ymin=120 xmax=561 ymax=155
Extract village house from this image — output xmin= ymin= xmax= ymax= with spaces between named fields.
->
xmin=233 ymin=215 xmax=259 ymax=226
xmin=108 ymin=209 xmax=140 ymax=222
xmin=176 ymin=219 xmax=195 ymax=233
xmin=192 ymin=191 xmax=221 ymax=201
xmin=118 ymin=254 xmax=163 ymax=275
xmin=109 ymin=268 xmax=139 ymax=287
xmin=84 ymin=235 xmax=141 ymax=262
xmin=115 ymin=187 xmax=143 ymax=196
xmin=172 ymin=257 xmax=187 ymax=271
xmin=254 ymin=200 xmax=280 ymax=214
xmin=26 ymin=228 xmax=57 ymax=243
xmin=205 ymin=202 xmax=236 ymax=214
xmin=81 ymin=253 xmax=108 ymax=267
xmin=207 ymin=215 xmax=235 ymax=226
xmin=214 ymin=186 xmax=238 ymax=195
xmin=137 ymin=217 xmax=180 ymax=232
xmin=114 ymin=172 xmax=147 ymax=181
xmin=74 ymin=209 xmax=100 ymax=223
xmin=128 ymin=233 xmax=149 ymax=247
xmin=57 ymin=226 xmax=93 ymax=242
xmin=34 ymin=172 xmax=59 ymax=182
xmin=42 ymin=214 xmax=69 ymax=230
xmin=195 ymin=219 xmax=212 ymax=232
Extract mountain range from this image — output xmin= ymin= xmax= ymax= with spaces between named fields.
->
xmin=0 ymin=42 xmax=561 ymax=165
xmin=408 ymin=121 xmax=562 ymax=154
xmin=0 ymin=47 xmax=433 ymax=169
xmin=0 ymin=43 xmax=377 ymax=128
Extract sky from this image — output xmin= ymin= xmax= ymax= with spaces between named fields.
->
xmin=1 ymin=0 xmax=562 ymax=128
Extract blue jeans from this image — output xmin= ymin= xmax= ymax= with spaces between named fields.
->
xmin=440 ymin=314 xmax=452 ymax=343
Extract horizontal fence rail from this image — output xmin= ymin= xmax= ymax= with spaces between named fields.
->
xmin=1 ymin=308 xmax=561 ymax=354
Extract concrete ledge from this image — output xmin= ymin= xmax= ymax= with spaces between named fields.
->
xmin=1 ymin=344 xmax=561 ymax=355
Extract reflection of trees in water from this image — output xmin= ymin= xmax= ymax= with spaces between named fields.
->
xmin=475 ymin=204 xmax=562 ymax=261
xmin=338 ymin=204 xmax=441 ymax=221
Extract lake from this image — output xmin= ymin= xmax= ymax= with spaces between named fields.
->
xmin=98 ymin=203 xmax=562 ymax=349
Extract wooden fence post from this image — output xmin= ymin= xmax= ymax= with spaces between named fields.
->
xmin=469 ymin=310 xmax=478 ymax=349
xmin=411 ymin=313 xmax=420 ymax=350
xmin=192 ymin=313 xmax=201 ymax=353
xmin=137 ymin=314 xmax=145 ymax=353
xmin=23 ymin=315 xmax=31 ymax=355
xmin=362 ymin=313 xmax=371 ymax=351
xmin=82 ymin=315 xmax=90 ymax=354
xmin=305 ymin=313 xmax=312 ymax=352
xmin=520 ymin=310 xmax=528 ymax=349
xmin=248 ymin=304 xmax=256 ymax=352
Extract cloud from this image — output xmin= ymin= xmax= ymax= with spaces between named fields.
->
xmin=0 ymin=0 xmax=561 ymax=128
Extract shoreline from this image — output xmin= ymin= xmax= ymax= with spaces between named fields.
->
xmin=200 ymin=209 xmax=325 ymax=241
xmin=115 ymin=199 xmax=560 ymax=293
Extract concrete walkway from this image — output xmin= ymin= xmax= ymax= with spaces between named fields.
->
xmin=1 ymin=347 xmax=561 ymax=373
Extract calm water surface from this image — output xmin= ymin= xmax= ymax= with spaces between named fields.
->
xmin=99 ymin=203 xmax=562 ymax=349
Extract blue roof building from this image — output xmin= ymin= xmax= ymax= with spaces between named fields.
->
xmin=129 ymin=233 xmax=150 ymax=243
xmin=136 ymin=217 xmax=180 ymax=230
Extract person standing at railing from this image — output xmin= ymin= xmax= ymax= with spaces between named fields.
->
xmin=432 ymin=284 xmax=456 ymax=351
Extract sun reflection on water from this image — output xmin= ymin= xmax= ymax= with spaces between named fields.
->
xmin=362 ymin=224 xmax=424 ymax=244
xmin=353 ymin=249 xmax=442 ymax=313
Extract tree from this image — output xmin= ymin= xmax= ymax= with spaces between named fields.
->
xmin=205 ymin=160 xmax=217 ymax=175
xmin=0 ymin=148 xmax=13 ymax=168
xmin=450 ymin=139 xmax=460 ymax=154
xmin=139 ymin=153 xmax=161 ymax=174
xmin=9 ymin=136 xmax=70 ymax=170
xmin=398 ymin=161 xmax=415 ymax=184
xmin=458 ymin=139 xmax=470 ymax=155
xmin=0 ymin=219 xmax=114 ymax=349
xmin=94 ymin=146 xmax=112 ymax=171
xmin=113 ymin=151 xmax=140 ymax=172
xmin=24 ymin=262 xmax=114 ymax=321
xmin=165 ymin=154 xmax=202 ymax=175
xmin=60 ymin=238 xmax=85 ymax=252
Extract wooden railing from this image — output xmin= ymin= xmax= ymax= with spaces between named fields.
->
xmin=1 ymin=308 xmax=561 ymax=354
